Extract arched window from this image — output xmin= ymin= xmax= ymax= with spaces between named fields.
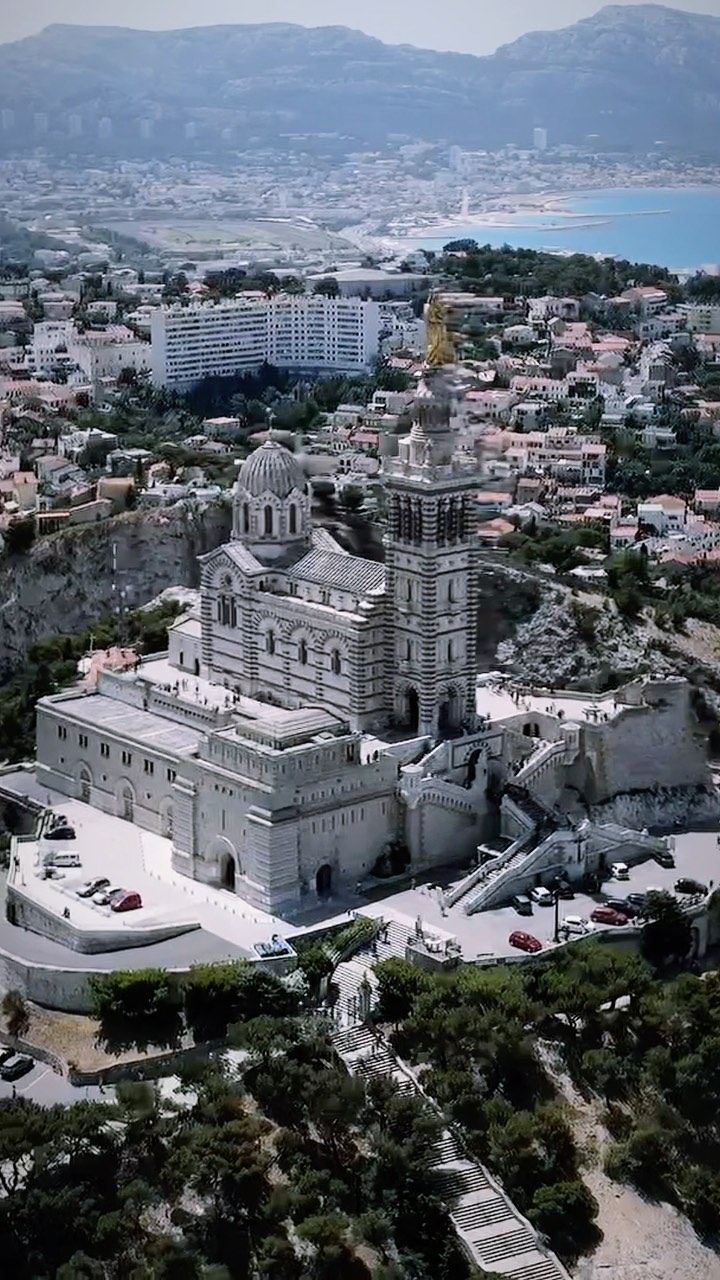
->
xmin=289 ymin=504 xmax=297 ymax=535
xmin=299 ymin=639 xmax=308 ymax=666
xmin=264 ymin=505 xmax=273 ymax=536
xmin=448 ymin=580 xmax=455 ymax=604
xmin=447 ymin=640 xmax=454 ymax=663
xmin=405 ymin=639 xmax=412 ymax=662
xmin=331 ymin=648 xmax=342 ymax=675
xmin=266 ymin=630 xmax=276 ymax=656
xmin=406 ymin=579 xmax=412 ymax=602
xmin=243 ymin=503 xmax=250 ymax=534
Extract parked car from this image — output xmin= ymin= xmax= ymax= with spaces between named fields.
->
xmin=561 ymin=915 xmax=591 ymax=936
xmin=529 ymin=886 xmax=554 ymax=906
xmin=76 ymin=877 xmax=110 ymax=899
xmin=553 ymin=878 xmax=574 ymax=900
xmin=654 ymin=848 xmax=675 ymax=868
xmin=509 ymin=930 xmax=542 ymax=954
xmin=511 ymin=894 xmax=533 ymax=916
xmin=111 ymin=891 xmax=142 ymax=913
xmin=626 ymin=892 xmax=647 ymax=909
xmin=605 ymin=897 xmax=641 ymax=919
xmin=45 ymin=825 xmax=76 ymax=840
xmin=92 ymin=885 xmax=124 ymax=906
xmin=591 ymin=906 xmax=629 ymax=926
xmin=0 ymin=1054 xmax=33 ymax=1082
xmin=45 ymin=851 xmax=81 ymax=868
xmin=675 ymin=877 xmax=708 ymax=896
xmin=610 ymin=862 xmax=629 ymax=880
xmin=0 ymin=1047 xmax=15 ymax=1068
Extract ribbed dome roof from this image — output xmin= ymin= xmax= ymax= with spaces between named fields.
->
xmin=237 ymin=440 xmax=306 ymax=499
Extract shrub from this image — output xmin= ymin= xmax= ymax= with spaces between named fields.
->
xmin=89 ymin=968 xmax=178 ymax=1023
xmin=529 ymin=1179 xmax=600 ymax=1261
xmin=183 ymin=961 xmax=299 ymax=1040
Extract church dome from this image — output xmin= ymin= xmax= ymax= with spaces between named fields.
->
xmin=237 ymin=440 xmax=306 ymax=499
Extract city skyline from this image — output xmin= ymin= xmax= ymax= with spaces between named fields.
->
xmin=5 ymin=0 xmax=720 ymax=53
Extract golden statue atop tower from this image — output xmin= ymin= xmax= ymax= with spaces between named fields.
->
xmin=426 ymin=293 xmax=456 ymax=367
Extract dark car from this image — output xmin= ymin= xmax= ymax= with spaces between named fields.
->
xmin=591 ymin=906 xmax=629 ymax=926
xmin=626 ymin=892 xmax=647 ymax=909
xmin=553 ymin=878 xmax=574 ymax=900
xmin=46 ymin=826 xmax=76 ymax=841
xmin=509 ymin=930 xmax=542 ymax=954
xmin=605 ymin=897 xmax=641 ymax=919
xmin=511 ymin=894 xmax=533 ymax=916
xmin=0 ymin=1054 xmax=33 ymax=1081
xmin=675 ymin=877 xmax=708 ymax=896
xmin=654 ymin=848 xmax=675 ymax=868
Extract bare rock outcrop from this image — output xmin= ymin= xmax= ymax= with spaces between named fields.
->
xmin=0 ymin=501 xmax=231 ymax=677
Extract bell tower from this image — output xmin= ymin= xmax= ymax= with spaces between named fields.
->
xmin=384 ymin=372 xmax=479 ymax=742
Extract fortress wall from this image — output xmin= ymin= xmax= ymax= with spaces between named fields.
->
xmin=569 ymin=681 xmax=710 ymax=805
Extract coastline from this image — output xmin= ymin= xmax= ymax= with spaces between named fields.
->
xmin=392 ymin=191 xmax=676 ymax=240
xmin=359 ymin=184 xmax=720 ymax=268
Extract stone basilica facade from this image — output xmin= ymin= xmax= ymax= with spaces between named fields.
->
xmin=36 ymin=375 xmax=496 ymax=915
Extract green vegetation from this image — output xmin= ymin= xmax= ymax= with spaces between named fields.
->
xmin=184 ymin=961 xmax=299 ymax=1041
xmin=295 ymin=919 xmax=378 ymax=996
xmin=377 ymin=932 xmax=720 ymax=1262
xmin=0 ymin=601 xmax=182 ymax=763
xmin=439 ymin=241 xmax=677 ymax=298
xmin=499 ymin=521 xmax=609 ymax=574
xmin=89 ymin=960 xmax=300 ymax=1051
xmin=0 ymin=1017 xmax=481 ymax=1279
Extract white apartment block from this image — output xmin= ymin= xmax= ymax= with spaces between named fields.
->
xmin=32 ymin=321 xmax=151 ymax=385
xmin=679 ymin=304 xmax=720 ymax=334
xmin=151 ymin=294 xmax=381 ymax=390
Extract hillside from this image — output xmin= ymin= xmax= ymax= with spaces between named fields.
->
xmin=1 ymin=6 xmax=720 ymax=159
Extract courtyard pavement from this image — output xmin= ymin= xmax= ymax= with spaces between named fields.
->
xmin=2 ymin=770 xmax=720 ymax=967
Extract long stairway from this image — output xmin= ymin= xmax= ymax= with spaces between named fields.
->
xmin=332 ymin=929 xmax=571 ymax=1280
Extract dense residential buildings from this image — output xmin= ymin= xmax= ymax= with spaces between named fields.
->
xmin=150 ymin=294 xmax=381 ymax=389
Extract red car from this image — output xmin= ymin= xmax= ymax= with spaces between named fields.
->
xmin=111 ymin=890 xmax=142 ymax=913
xmin=509 ymin=930 xmax=542 ymax=953
xmin=590 ymin=905 xmax=628 ymax=926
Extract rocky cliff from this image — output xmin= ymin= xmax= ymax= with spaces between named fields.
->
xmin=0 ymin=501 xmax=231 ymax=677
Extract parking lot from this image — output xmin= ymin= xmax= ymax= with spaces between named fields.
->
xmin=0 ymin=1060 xmax=108 ymax=1106
xmin=361 ymin=827 xmax=720 ymax=960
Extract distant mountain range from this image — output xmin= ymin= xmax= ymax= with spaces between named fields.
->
xmin=1 ymin=5 xmax=720 ymax=160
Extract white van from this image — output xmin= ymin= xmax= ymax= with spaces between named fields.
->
xmin=610 ymin=862 xmax=629 ymax=880
xmin=45 ymin=851 xmax=81 ymax=868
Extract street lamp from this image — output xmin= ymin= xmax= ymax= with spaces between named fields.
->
xmin=553 ymin=886 xmax=561 ymax=944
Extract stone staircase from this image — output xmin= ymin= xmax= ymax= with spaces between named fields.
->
xmin=331 ymin=938 xmax=571 ymax=1280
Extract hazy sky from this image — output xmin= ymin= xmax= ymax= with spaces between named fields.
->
xmin=4 ymin=1 xmax=720 ymax=53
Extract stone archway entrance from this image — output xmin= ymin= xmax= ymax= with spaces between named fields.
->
xmin=316 ymin=864 xmax=333 ymax=899
xmin=439 ymin=688 xmax=462 ymax=739
xmin=117 ymin=782 xmax=134 ymax=823
xmin=220 ymin=852 xmax=236 ymax=892
xmin=77 ymin=765 xmax=92 ymax=804
xmin=404 ymin=687 xmax=420 ymax=735
xmin=160 ymin=798 xmax=173 ymax=839
xmin=465 ymin=749 xmax=482 ymax=789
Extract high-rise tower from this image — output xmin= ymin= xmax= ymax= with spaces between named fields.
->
xmin=384 ymin=372 xmax=478 ymax=741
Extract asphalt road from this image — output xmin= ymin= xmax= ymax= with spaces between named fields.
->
xmin=0 ymin=1060 xmax=110 ymax=1106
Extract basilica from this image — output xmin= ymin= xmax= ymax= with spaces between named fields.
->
xmin=35 ymin=372 xmax=498 ymax=914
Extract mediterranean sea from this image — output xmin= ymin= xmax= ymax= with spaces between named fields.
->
xmin=406 ymin=188 xmax=720 ymax=271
